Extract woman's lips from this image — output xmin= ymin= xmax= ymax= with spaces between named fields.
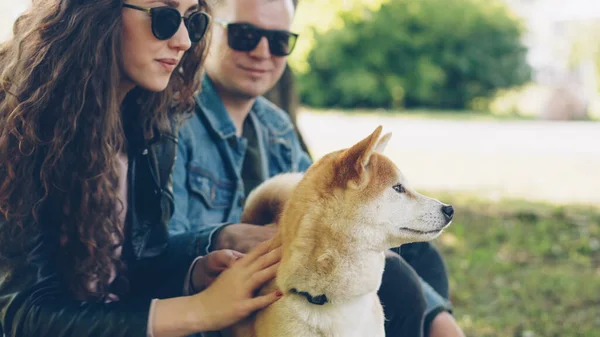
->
xmin=156 ymin=58 xmax=178 ymax=72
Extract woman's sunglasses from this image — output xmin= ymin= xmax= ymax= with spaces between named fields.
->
xmin=215 ymin=20 xmax=298 ymax=57
xmin=123 ymin=3 xmax=210 ymax=43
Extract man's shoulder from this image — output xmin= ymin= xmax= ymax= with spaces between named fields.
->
xmin=252 ymin=96 xmax=295 ymax=134
xmin=173 ymin=109 xmax=213 ymax=149
xmin=176 ymin=110 xmax=199 ymax=133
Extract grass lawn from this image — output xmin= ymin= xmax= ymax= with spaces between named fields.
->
xmin=427 ymin=192 xmax=600 ymax=337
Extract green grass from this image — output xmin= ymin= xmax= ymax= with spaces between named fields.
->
xmin=425 ymin=192 xmax=600 ymax=337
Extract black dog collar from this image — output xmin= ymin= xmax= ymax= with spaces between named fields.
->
xmin=290 ymin=288 xmax=329 ymax=305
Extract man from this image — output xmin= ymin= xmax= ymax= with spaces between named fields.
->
xmin=170 ymin=0 xmax=464 ymax=335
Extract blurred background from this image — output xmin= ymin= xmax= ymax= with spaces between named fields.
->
xmin=2 ymin=0 xmax=599 ymax=335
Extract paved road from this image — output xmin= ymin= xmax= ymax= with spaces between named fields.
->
xmin=297 ymin=110 xmax=600 ymax=205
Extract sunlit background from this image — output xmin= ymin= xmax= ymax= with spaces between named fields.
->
xmin=2 ymin=0 xmax=599 ymax=336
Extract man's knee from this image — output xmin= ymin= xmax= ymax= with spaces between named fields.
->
xmin=378 ymin=251 xmax=427 ymax=332
xmin=428 ymin=311 xmax=466 ymax=337
xmin=400 ymin=242 xmax=449 ymax=298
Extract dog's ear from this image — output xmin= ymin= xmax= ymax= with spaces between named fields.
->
xmin=374 ymin=132 xmax=392 ymax=153
xmin=336 ymin=126 xmax=383 ymax=187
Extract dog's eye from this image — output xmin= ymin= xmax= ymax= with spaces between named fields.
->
xmin=393 ymin=184 xmax=405 ymax=193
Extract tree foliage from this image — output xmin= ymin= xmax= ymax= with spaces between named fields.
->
xmin=297 ymin=0 xmax=532 ymax=109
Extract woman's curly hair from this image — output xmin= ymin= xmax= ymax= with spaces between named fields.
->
xmin=0 ymin=0 xmax=210 ymax=301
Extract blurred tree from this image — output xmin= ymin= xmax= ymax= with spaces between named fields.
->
xmin=288 ymin=0 xmax=388 ymax=74
xmin=298 ymin=0 xmax=532 ymax=110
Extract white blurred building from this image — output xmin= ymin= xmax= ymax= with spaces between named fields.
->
xmin=504 ymin=0 xmax=600 ymax=110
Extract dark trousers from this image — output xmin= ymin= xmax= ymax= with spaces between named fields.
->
xmin=399 ymin=242 xmax=449 ymax=299
xmin=378 ymin=251 xmax=426 ymax=337
xmin=379 ymin=242 xmax=450 ymax=337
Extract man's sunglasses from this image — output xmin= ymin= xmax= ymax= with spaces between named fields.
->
xmin=123 ymin=3 xmax=210 ymax=43
xmin=215 ymin=20 xmax=298 ymax=56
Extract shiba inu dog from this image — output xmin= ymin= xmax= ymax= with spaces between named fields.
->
xmin=224 ymin=125 xmax=454 ymax=337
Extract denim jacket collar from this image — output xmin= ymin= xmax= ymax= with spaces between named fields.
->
xmin=195 ymin=73 xmax=269 ymax=140
xmin=194 ymin=74 xmax=238 ymax=139
xmin=195 ymin=73 xmax=293 ymax=141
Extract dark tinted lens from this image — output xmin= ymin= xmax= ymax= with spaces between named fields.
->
xmin=152 ymin=7 xmax=181 ymax=40
xmin=186 ymin=12 xmax=210 ymax=43
xmin=227 ymin=23 xmax=262 ymax=51
xmin=268 ymin=31 xmax=297 ymax=56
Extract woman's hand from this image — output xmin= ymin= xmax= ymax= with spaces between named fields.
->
xmin=191 ymin=249 xmax=245 ymax=292
xmin=190 ymin=239 xmax=283 ymax=332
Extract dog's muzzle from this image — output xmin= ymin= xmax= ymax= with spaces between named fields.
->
xmin=290 ymin=288 xmax=329 ymax=305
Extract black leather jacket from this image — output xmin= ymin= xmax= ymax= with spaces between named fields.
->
xmin=0 ymin=119 xmax=204 ymax=337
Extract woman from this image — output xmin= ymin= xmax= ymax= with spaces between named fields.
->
xmin=0 ymin=0 xmax=282 ymax=336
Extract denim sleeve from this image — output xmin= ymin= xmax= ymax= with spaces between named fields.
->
xmin=169 ymin=126 xmax=232 ymax=255
xmin=289 ymin=128 xmax=313 ymax=173
xmin=297 ymin=148 xmax=313 ymax=173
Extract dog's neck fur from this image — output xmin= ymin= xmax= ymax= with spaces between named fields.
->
xmin=276 ymin=205 xmax=387 ymax=304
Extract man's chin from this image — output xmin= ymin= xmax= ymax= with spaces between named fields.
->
xmin=236 ymin=82 xmax=272 ymax=99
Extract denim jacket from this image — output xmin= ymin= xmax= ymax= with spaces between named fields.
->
xmin=169 ymin=75 xmax=311 ymax=253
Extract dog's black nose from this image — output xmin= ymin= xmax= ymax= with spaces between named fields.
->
xmin=442 ymin=205 xmax=454 ymax=220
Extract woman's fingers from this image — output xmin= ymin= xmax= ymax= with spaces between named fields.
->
xmin=248 ymin=246 xmax=282 ymax=275
xmin=237 ymin=238 xmax=278 ymax=267
xmin=249 ymin=261 xmax=280 ymax=290
xmin=243 ymin=290 xmax=283 ymax=314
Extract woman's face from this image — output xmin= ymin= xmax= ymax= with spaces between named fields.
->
xmin=120 ymin=0 xmax=201 ymax=92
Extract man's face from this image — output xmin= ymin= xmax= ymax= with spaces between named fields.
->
xmin=205 ymin=0 xmax=295 ymax=99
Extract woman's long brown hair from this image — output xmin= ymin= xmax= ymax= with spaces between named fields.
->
xmin=0 ymin=0 xmax=210 ymax=301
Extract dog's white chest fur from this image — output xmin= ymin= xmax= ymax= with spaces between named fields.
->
xmin=271 ymin=293 xmax=385 ymax=337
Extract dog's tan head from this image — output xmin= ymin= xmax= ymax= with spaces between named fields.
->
xmin=292 ymin=125 xmax=453 ymax=251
